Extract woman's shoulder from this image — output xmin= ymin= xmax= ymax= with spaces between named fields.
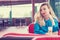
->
xmin=53 ymin=18 xmax=58 ymax=22
xmin=34 ymin=22 xmax=39 ymax=25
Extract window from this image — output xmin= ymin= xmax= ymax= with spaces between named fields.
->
xmin=50 ymin=0 xmax=60 ymax=19
xmin=0 ymin=4 xmax=32 ymax=26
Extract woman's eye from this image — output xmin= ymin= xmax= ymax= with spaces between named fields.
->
xmin=40 ymin=9 xmax=42 ymax=11
xmin=44 ymin=8 xmax=46 ymax=10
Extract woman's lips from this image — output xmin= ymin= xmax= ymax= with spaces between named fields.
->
xmin=43 ymin=13 xmax=45 ymax=14
xmin=42 ymin=13 xmax=46 ymax=16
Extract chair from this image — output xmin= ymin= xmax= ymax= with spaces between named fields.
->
xmin=0 ymin=19 xmax=3 ymax=27
xmin=21 ymin=18 xmax=25 ymax=26
xmin=28 ymin=23 xmax=34 ymax=33
xmin=58 ymin=22 xmax=60 ymax=35
xmin=13 ymin=18 xmax=20 ymax=26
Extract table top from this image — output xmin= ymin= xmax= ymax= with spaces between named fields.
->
xmin=2 ymin=33 xmax=60 ymax=38
xmin=0 ymin=27 xmax=60 ymax=38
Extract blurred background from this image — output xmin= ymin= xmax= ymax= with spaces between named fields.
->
xmin=0 ymin=0 xmax=60 ymax=36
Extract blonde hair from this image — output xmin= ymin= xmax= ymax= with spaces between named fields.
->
xmin=34 ymin=3 xmax=58 ymax=26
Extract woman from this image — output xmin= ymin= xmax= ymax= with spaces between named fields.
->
xmin=34 ymin=3 xmax=59 ymax=35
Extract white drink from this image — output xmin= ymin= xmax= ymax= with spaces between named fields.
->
xmin=48 ymin=27 xmax=52 ymax=35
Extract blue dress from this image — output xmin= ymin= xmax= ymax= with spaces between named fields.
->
xmin=34 ymin=18 xmax=59 ymax=34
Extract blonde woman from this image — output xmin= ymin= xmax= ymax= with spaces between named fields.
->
xmin=34 ymin=3 xmax=59 ymax=35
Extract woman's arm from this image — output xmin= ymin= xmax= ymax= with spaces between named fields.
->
xmin=34 ymin=23 xmax=46 ymax=34
xmin=53 ymin=18 xmax=59 ymax=32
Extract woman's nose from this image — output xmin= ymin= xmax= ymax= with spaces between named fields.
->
xmin=41 ymin=12 xmax=45 ymax=14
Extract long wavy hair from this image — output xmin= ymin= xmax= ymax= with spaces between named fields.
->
xmin=34 ymin=3 xmax=58 ymax=26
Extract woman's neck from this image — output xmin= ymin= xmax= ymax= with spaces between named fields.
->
xmin=44 ymin=16 xmax=49 ymax=20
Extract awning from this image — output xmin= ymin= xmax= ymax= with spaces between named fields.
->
xmin=0 ymin=0 xmax=47 ymax=6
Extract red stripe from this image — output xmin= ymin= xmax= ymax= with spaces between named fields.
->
xmin=3 ymin=33 xmax=45 ymax=37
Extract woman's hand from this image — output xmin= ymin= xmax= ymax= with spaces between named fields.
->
xmin=46 ymin=32 xmax=58 ymax=35
xmin=52 ymin=32 xmax=58 ymax=35
xmin=46 ymin=31 xmax=52 ymax=35
xmin=46 ymin=27 xmax=52 ymax=35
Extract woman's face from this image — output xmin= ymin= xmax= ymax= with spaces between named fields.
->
xmin=40 ymin=5 xmax=50 ymax=17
